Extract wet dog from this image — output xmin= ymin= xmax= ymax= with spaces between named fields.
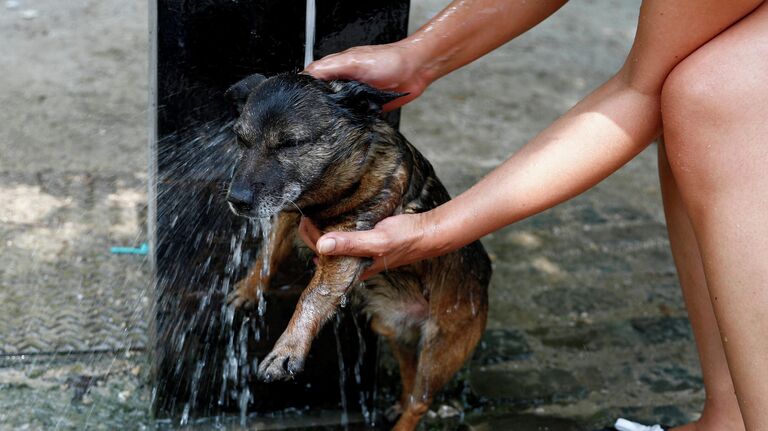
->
xmin=225 ymin=72 xmax=491 ymax=431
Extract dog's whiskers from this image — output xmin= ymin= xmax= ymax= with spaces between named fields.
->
xmin=287 ymin=199 xmax=305 ymax=217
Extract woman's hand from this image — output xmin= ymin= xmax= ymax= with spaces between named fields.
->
xmin=298 ymin=213 xmax=444 ymax=280
xmin=304 ymin=42 xmax=431 ymax=111
xmin=304 ymin=0 xmax=569 ymax=111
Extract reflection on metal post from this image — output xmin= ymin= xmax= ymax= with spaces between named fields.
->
xmin=304 ymin=0 xmax=316 ymax=68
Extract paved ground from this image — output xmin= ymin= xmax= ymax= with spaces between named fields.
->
xmin=0 ymin=0 xmax=705 ymax=429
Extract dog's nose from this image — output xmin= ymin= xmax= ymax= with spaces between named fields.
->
xmin=227 ymin=187 xmax=254 ymax=214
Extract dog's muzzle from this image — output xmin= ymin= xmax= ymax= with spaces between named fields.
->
xmin=227 ymin=187 xmax=254 ymax=216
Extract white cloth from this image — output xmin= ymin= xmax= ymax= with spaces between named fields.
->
xmin=614 ymin=418 xmax=665 ymax=431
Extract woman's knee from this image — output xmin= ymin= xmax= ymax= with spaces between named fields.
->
xmin=660 ymin=29 xmax=768 ymax=182
xmin=660 ymin=57 xmax=728 ymax=189
xmin=661 ymin=53 xmax=738 ymax=140
xmin=661 ymin=1 xmax=768 ymax=130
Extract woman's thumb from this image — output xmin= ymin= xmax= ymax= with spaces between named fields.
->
xmin=316 ymin=231 xmax=380 ymax=257
xmin=317 ymin=235 xmax=341 ymax=254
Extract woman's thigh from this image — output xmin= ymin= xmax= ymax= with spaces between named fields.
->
xmin=660 ymin=1 xmax=768 ymax=202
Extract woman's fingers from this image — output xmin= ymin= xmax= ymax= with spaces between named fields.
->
xmin=297 ymin=217 xmax=322 ymax=253
xmin=301 ymin=213 xmax=431 ymax=281
xmin=316 ymin=230 xmax=391 ymax=257
xmin=303 ymin=43 xmax=429 ymax=113
xmin=304 ymin=52 xmax=358 ymax=81
xmin=299 ymin=216 xmax=394 ymax=257
xmin=381 ymin=92 xmax=421 ymax=112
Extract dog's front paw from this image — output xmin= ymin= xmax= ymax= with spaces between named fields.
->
xmin=226 ymin=279 xmax=261 ymax=310
xmin=257 ymin=343 xmax=306 ymax=382
xmin=385 ymin=402 xmax=403 ymax=423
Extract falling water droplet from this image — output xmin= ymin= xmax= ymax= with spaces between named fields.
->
xmin=333 ymin=316 xmax=350 ymax=429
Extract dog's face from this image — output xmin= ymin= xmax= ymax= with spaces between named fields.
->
xmin=225 ymin=73 xmax=404 ymax=218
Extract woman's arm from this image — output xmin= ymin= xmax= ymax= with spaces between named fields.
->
xmin=305 ymin=0 xmax=568 ymax=110
xmin=307 ymin=0 xmax=763 ymax=279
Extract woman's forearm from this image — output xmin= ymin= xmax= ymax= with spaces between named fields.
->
xmin=424 ymin=72 xmax=662 ymax=254
xmin=308 ymin=0 xmax=760 ymax=279
xmin=305 ymin=0 xmax=567 ymax=110
xmin=403 ymin=0 xmax=568 ymax=83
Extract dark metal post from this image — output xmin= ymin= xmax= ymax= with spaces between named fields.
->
xmin=148 ymin=0 xmax=409 ymax=421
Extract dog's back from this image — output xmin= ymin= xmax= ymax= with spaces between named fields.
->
xmin=348 ymin=125 xmax=490 ymax=430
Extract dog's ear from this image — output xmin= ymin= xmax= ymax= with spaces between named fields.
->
xmin=329 ymin=80 xmax=408 ymax=115
xmin=225 ymin=73 xmax=267 ymax=111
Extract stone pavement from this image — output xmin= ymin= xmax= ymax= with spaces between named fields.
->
xmin=0 ymin=0 xmax=706 ymax=429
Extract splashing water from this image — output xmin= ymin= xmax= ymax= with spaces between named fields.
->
xmin=144 ymin=105 xmax=388 ymax=429
xmin=151 ymin=116 xmax=267 ymax=421
xmin=352 ymin=311 xmax=375 ymax=427
xmin=333 ymin=316 xmax=350 ymax=429
xmin=257 ymin=217 xmax=275 ymax=317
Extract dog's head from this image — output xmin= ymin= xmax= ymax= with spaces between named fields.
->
xmin=225 ymin=72 xmax=406 ymax=218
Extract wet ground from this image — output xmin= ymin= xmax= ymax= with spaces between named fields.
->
xmin=0 ymin=0 xmax=705 ymax=429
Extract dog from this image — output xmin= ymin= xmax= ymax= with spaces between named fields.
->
xmin=224 ymin=72 xmax=491 ymax=431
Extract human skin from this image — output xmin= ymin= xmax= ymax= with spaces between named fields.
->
xmin=659 ymin=5 xmax=768 ymax=426
xmin=658 ymin=142 xmax=745 ymax=431
xmin=304 ymin=0 xmax=568 ymax=111
xmin=303 ymin=0 xmax=768 ymax=428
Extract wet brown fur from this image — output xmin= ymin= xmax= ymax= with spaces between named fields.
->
xmin=225 ymin=74 xmax=491 ymax=431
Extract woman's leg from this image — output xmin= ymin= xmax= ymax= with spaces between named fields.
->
xmin=659 ymin=142 xmax=744 ymax=431
xmin=661 ymin=3 xmax=768 ymax=428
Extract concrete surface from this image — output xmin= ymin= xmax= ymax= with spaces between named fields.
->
xmin=0 ymin=0 xmax=705 ymax=429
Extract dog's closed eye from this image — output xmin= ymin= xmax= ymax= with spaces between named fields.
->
xmin=235 ymin=136 xmax=252 ymax=149
xmin=281 ymin=138 xmax=307 ymax=148
xmin=273 ymin=132 xmax=310 ymax=149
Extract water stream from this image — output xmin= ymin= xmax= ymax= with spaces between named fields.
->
xmin=304 ymin=0 xmax=316 ymax=68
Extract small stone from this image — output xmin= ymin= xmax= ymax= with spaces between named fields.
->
xmin=535 ymin=321 xmax=640 ymax=351
xmin=437 ymin=404 xmax=460 ymax=418
xmin=5 ymin=0 xmax=19 ymax=9
xmin=631 ymin=316 xmax=692 ymax=344
xmin=117 ymin=390 xmax=131 ymax=402
xmin=466 ymin=413 xmax=582 ymax=431
xmin=20 ymin=8 xmax=38 ymax=19
xmin=0 ymin=369 xmax=56 ymax=389
xmin=640 ymin=364 xmax=702 ymax=393
xmin=531 ymin=256 xmax=563 ymax=276
xmin=130 ymin=366 xmax=141 ymax=376
xmin=472 ymin=329 xmax=532 ymax=365
xmin=577 ymin=311 xmax=593 ymax=325
xmin=506 ymin=231 xmax=542 ymax=248
xmin=469 ymin=367 xmax=586 ymax=403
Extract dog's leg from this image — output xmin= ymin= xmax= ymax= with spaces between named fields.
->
xmin=386 ymin=339 xmax=418 ymax=423
xmin=371 ymin=317 xmax=419 ymax=415
xmin=257 ymin=254 xmax=365 ymax=381
xmin=393 ymin=291 xmax=488 ymax=431
xmin=227 ymin=212 xmax=299 ymax=309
